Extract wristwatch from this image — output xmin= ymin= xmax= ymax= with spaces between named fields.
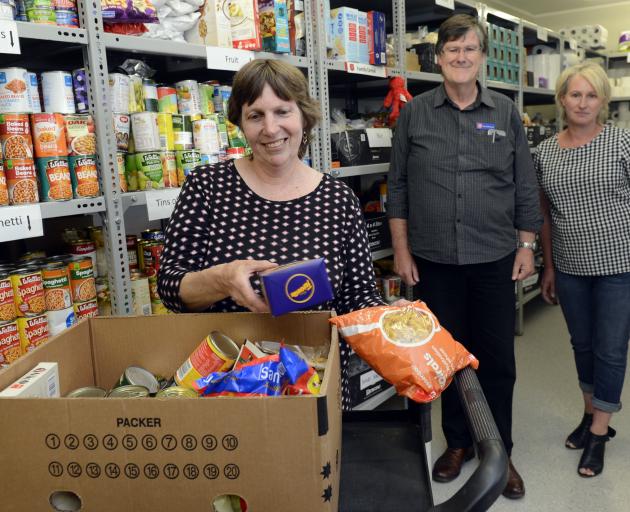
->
xmin=517 ymin=241 xmax=537 ymax=251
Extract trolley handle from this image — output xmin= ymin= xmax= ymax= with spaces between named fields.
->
xmin=430 ymin=366 xmax=509 ymax=512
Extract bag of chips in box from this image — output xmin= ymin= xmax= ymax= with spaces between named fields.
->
xmin=330 ymin=301 xmax=479 ymax=403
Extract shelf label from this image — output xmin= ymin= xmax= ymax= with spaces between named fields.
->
xmin=568 ymin=38 xmax=577 ymax=51
xmin=145 ymin=189 xmax=180 ymax=221
xmin=0 ymin=21 xmax=20 ymax=55
xmin=344 ymin=62 xmax=387 ymax=78
xmin=206 ymin=47 xmax=253 ymax=71
xmin=536 ymin=27 xmax=548 ymax=42
xmin=435 ymin=0 xmax=455 ymax=9
xmin=0 ymin=204 xmax=43 ymax=242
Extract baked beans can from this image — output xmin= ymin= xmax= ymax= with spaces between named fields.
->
xmin=116 ymin=365 xmax=159 ymax=394
xmin=157 ymin=85 xmax=178 ymax=114
xmin=157 ymin=112 xmax=174 ymax=151
xmin=0 ymin=68 xmax=31 ymax=114
xmin=109 ymin=73 xmax=130 ymax=114
xmin=113 ymin=113 xmax=130 ymax=151
xmin=27 ymin=72 xmax=42 ymax=114
xmin=126 ymin=235 xmax=138 ymax=270
xmin=160 ymin=150 xmax=177 ymax=188
xmin=37 ymin=156 xmax=72 ymax=201
xmin=131 ymin=271 xmax=151 ymax=315
xmin=117 ymin=152 xmax=127 ymax=192
xmin=0 ymin=320 xmax=21 ymax=367
xmin=128 ymin=74 xmax=144 ymax=114
xmin=66 ymin=386 xmax=107 ymax=397
xmin=193 ymin=118 xmax=220 ymax=155
xmin=63 ymin=113 xmax=97 ymax=156
xmin=31 ymin=113 xmax=68 ymax=157
xmin=71 ymin=68 xmax=88 ymax=113
xmin=107 ymin=385 xmax=149 ymax=398
xmin=69 ymin=154 xmax=100 ymax=198
xmin=42 ymin=261 xmax=73 ymax=310
xmin=55 ymin=9 xmax=78 ymax=27
xmin=0 ymin=113 xmax=33 ymax=159
xmin=142 ymin=78 xmax=158 ymax=112
xmin=124 ymin=152 xmax=138 ymax=191
xmin=69 ymin=242 xmax=97 ymax=280
xmin=131 ymin=112 xmax=160 ymax=152
xmin=176 ymin=149 xmax=201 ymax=185
xmin=199 ymin=82 xmax=215 ymax=116
xmin=175 ymin=80 xmax=201 ymax=115
xmin=172 ymin=114 xmax=194 ymax=150
xmin=5 ymin=158 xmax=39 ymax=204
xmin=17 ymin=314 xmax=49 ymax=353
xmin=135 ymin=151 xmax=164 ymax=190
xmin=174 ymin=331 xmax=239 ymax=389
xmin=141 ymin=229 xmax=165 ymax=242
xmin=156 ymin=386 xmax=198 ymax=398
xmin=0 ymin=272 xmax=17 ymax=323
xmin=41 ymin=71 xmax=76 ymax=114
xmin=74 ymin=298 xmax=98 ymax=321
xmin=0 ymin=165 xmax=8 ymax=205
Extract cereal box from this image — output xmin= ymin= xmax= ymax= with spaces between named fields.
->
xmin=356 ymin=10 xmax=369 ymax=64
xmin=330 ymin=7 xmax=359 ymax=62
xmin=230 ymin=0 xmax=262 ymax=50
xmin=368 ymin=11 xmax=386 ymax=65
xmin=258 ymin=0 xmax=290 ymax=54
xmin=185 ymin=0 xmax=232 ymax=47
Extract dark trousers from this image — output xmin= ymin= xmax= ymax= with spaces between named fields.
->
xmin=413 ymin=253 xmax=516 ymax=456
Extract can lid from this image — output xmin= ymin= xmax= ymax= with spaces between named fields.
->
xmin=43 ymin=261 xmax=68 ymax=270
xmin=123 ymin=366 xmax=159 ymax=394
xmin=46 ymin=254 xmax=72 ymax=264
xmin=11 ymin=265 xmax=41 ymax=273
xmin=66 ymin=386 xmax=107 ymax=398
xmin=156 ymin=386 xmax=198 ymax=398
xmin=107 ymin=385 xmax=149 ymax=398
xmin=209 ymin=330 xmax=240 ymax=359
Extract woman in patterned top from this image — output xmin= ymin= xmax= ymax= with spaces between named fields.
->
xmin=534 ymin=62 xmax=630 ymax=477
xmin=157 ymin=59 xmax=384 ymax=410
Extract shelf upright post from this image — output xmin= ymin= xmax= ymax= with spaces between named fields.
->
xmin=392 ymin=0 xmax=405 ymax=81
xmin=517 ymin=22 xmax=524 ymax=113
xmin=478 ymin=3 xmax=488 ymax=87
xmin=77 ymin=0 xmax=132 ymax=315
xmin=303 ymin=0 xmax=322 ymax=173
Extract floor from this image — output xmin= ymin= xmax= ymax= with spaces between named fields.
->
xmin=428 ymin=297 xmax=630 ymax=511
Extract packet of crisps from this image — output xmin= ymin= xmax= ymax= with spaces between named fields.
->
xmin=330 ymin=301 xmax=479 ymax=403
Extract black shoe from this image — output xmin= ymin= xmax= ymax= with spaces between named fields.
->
xmin=432 ymin=446 xmax=475 ymax=483
xmin=578 ymin=428 xmax=616 ymax=477
xmin=566 ymin=413 xmax=593 ymax=449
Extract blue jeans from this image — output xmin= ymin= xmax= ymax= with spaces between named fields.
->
xmin=555 ymin=270 xmax=630 ymax=413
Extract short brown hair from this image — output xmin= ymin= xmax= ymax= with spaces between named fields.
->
xmin=556 ymin=62 xmax=611 ymax=125
xmin=228 ymin=59 xmax=321 ymax=158
xmin=436 ymin=14 xmax=488 ymax=55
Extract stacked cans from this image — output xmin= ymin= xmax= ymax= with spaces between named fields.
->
xmin=126 ymin=229 xmax=168 ymax=315
xmin=13 ymin=0 xmax=78 ymax=26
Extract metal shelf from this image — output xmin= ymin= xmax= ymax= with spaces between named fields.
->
xmin=405 ymin=70 xmax=443 ymax=83
xmin=331 ymin=163 xmax=389 ymax=177
xmin=40 ymin=197 xmax=106 ymax=218
xmin=121 ymin=189 xmax=181 ymax=211
xmin=352 ymin=386 xmax=396 ymax=411
xmin=523 ymin=86 xmax=555 ymax=96
xmin=16 ymin=21 xmax=87 ymax=44
xmin=612 ymin=96 xmax=630 ymax=102
xmin=486 ymin=80 xmax=519 ymax=92
xmin=372 ymin=248 xmax=393 ymax=261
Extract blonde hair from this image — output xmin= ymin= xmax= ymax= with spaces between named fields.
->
xmin=555 ymin=62 xmax=611 ymax=124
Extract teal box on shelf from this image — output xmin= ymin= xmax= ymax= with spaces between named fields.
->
xmin=259 ymin=258 xmax=334 ymax=316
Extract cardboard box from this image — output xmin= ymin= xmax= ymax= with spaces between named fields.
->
xmin=330 ymin=128 xmax=392 ymax=167
xmin=258 ymin=0 xmax=290 ymax=54
xmin=184 ymin=0 xmax=232 ymax=47
xmin=356 ymin=10 xmax=369 ymax=64
xmin=410 ymin=42 xmax=438 ymax=73
xmin=0 ymin=361 xmax=59 ymax=397
xmin=346 ymin=350 xmax=391 ymax=409
xmin=230 ymin=0 xmax=262 ymax=50
xmin=330 ymin=7 xmax=358 ymax=62
xmin=364 ymin=212 xmax=391 ymax=252
xmin=367 ymin=11 xmax=386 ymax=65
xmin=0 ymin=313 xmax=341 ymax=511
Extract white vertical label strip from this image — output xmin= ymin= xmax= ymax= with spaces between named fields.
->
xmin=0 ymin=204 xmax=43 ymax=242
xmin=0 ymin=21 xmax=20 ymax=55
xmin=536 ymin=27 xmax=548 ymax=42
xmin=145 ymin=188 xmax=181 ymax=221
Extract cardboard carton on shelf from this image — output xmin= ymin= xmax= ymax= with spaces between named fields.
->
xmin=330 ymin=128 xmax=392 ymax=167
xmin=0 ymin=312 xmax=341 ymax=512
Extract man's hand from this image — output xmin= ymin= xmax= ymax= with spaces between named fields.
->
xmin=512 ymin=248 xmax=535 ymax=281
xmin=393 ymin=248 xmax=419 ymax=286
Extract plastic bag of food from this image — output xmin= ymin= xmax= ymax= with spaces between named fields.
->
xmin=330 ymin=301 xmax=479 ymax=403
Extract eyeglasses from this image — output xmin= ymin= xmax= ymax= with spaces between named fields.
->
xmin=442 ymin=46 xmax=481 ymax=56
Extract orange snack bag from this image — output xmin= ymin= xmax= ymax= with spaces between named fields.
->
xmin=330 ymin=301 xmax=479 ymax=403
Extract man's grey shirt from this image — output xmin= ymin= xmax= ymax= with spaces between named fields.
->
xmin=387 ymin=83 xmax=542 ymax=265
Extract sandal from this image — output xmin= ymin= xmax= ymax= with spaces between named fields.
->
xmin=566 ymin=413 xmax=593 ymax=449
xmin=578 ymin=428 xmax=617 ymax=478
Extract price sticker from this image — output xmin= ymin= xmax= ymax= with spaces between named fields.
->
xmin=435 ymin=0 xmax=455 ymax=9
xmin=145 ymin=188 xmax=180 ymax=221
xmin=206 ymin=47 xmax=254 ymax=71
xmin=536 ymin=27 xmax=548 ymax=42
xmin=344 ymin=62 xmax=387 ymax=78
xmin=0 ymin=20 xmax=20 ymax=55
xmin=0 ymin=204 xmax=43 ymax=242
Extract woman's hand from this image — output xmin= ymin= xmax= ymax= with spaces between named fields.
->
xmin=540 ymin=266 xmax=557 ymax=305
xmin=218 ymin=259 xmax=278 ymax=313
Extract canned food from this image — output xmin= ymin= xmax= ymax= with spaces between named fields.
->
xmin=175 ymin=331 xmax=239 ymax=389
xmin=95 ymin=277 xmax=110 ymax=316
xmin=199 ymin=82 xmax=215 ymax=116
xmin=69 ymin=154 xmax=100 ymax=198
xmin=27 ymin=72 xmax=42 ymax=114
xmin=0 ymin=273 xmax=17 ymax=323
xmin=113 ymin=113 xmax=130 ymax=151
xmin=175 ymin=79 xmax=201 ymax=115
xmin=37 ymin=156 xmax=72 ymax=201
xmin=41 ymin=71 xmax=75 ymax=114
xmin=71 ymin=68 xmax=88 ymax=113
xmin=156 ymin=386 xmax=198 ymax=398
xmin=116 ymin=153 xmax=127 ymax=192
xmin=136 ymin=239 xmax=147 ymax=271
xmin=42 ymin=262 xmax=73 ymax=310
xmin=107 ymin=385 xmax=149 ymax=398
xmin=55 ymin=9 xmax=78 ymax=27
xmin=2 ymin=2 xmax=17 ymax=21
xmin=68 ymin=256 xmax=96 ymax=302
xmin=31 ymin=112 xmax=67 ymax=157
xmin=17 ymin=314 xmax=49 ymax=353
xmin=172 ymin=114 xmax=193 ymax=150
xmin=150 ymin=298 xmax=168 ymax=315
xmin=135 ymin=151 xmax=164 ymax=190
xmin=88 ymin=226 xmax=107 ymax=278
xmin=109 ymin=73 xmax=130 ymax=114
xmin=140 ymin=229 xmax=165 ymax=242
xmin=142 ymin=241 xmax=163 ymax=272
xmin=0 ymin=113 xmax=33 ymax=158
xmin=26 ymin=6 xmax=56 ymax=23
xmin=54 ymin=0 xmax=77 ymax=12
xmin=0 ymin=68 xmax=30 ymax=114
xmin=5 ymin=159 xmax=38 ymax=204
xmin=157 ymin=86 xmax=178 ymax=114
xmin=131 ymin=112 xmax=160 ymax=152
xmin=66 ymin=386 xmax=107 ymax=397
xmin=176 ymin=149 xmax=201 ymax=185
xmin=193 ymin=118 xmax=220 ymax=155
xmin=21 ymin=250 xmax=46 ymax=262
xmin=63 ymin=113 xmax=96 ymax=156
xmin=116 ymin=366 xmax=159 ymax=394
xmin=0 ymin=165 xmax=7 ymax=205
xmin=214 ymin=113 xmax=229 ymax=149
xmin=68 ymin=241 xmax=96 ymax=277
xmin=124 ymin=152 xmax=138 ymax=191
xmin=74 ymin=298 xmax=98 ymax=321
xmin=157 ymin=112 xmax=174 ymax=151
xmin=226 ymin=147 xmax=247 ymax=160
xmin=11 ymin=267 xmax=45 ymax=317
xmin=130 ymin=272 xmax=151 ymax=316
xmin=142 ymin=78 xmax=158 ymax=112
xmin=0 ymin=320 xmax=21 ymax=367
xmin=200 ymin=153 xmax=219 ymax=166
xmin=126 ymin=235 xmax=138 ymax=270
xmin=128 ymin=75 xmax=144 ymax=114
xmin=160 ymin=150 xmax=177 ymax=188
xmin=25 ymin=0 xmax=54 ymax=8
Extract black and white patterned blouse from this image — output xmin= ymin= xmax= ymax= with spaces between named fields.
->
xmin=534 ymin=124 xmax=630 ymax=276
xmin=157 ymin=160 xmax=384 ymax=409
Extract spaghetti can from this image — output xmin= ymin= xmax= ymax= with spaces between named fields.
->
xmin=17 ymin=314 xmax=49 ymax=353
xmin=31 ymin=112 xmax=68 ymax=157
xmin=175 ymin=79 xmax=201 ymax=115
xmin=69 ymin=154 xmax=100 ymax=198
xmin=131 ymin=112 xmax=160 ymax=152
xmin=108 ymin=73 xmax=130 ymax=114
xmin=10 ymin=267 xmax=45 ymax=317
xmin=0 ymin=113 xmax=33 ymax=159
xmin=116 ymin=365 xmax=159 ymax=394
xmin=68 ymin=241 xmax=97 ymax=280
xmin=0 ymin=320 xmax=21 ymax=367
xmin=113 ymin=113 xmax=130 ymax=151
xmin=142 ymin=78 xmax=158 ymax=112
xmin=27 ymin=72 xmax=42 ymax=114
xmin=157 ymin=85 xmax=178 ymax=114
xmin=0 ymin=67 xmax=30 ymax=113
xmin=36 ymin=156 xmax=72 ymax=201
xmin=174 ymin=331 xmax=239 ymax=389
xmin=0 ymin=272 xmax=17 ymax=323
xmin=42 ymin=262 xmax=73 ymax=311
xmin=176 ymin=149 xmax=201 ymax=185
xmin=41 ymin=71 xmax=75 ymax=114
xmin=66 ymin=386 xmax=107 ymax=397
xmin=156 ymin=386 xmax=198 ymax=398
xmin=63 ymin=113 xmax=96 ymax=156
xmin=5 ymin=158 xmax=38 ymax=204
xmin=126 ymin=235 xmax=138 ymax=271
xmin=74 ymin=298 xmax=98 ymax=321
xmin=160 ymin=150 xmax=177 ymax=188
xmin=172 ymin=114 xmax=194 ymax=150
xmin=107 ymin=385 xmax=149 ymax=398
xmin=125 ymin=152 xmax=138 ymax=191
xmin=55 ymin=9 xmax=78 ymax=27
xmin=117 ymin=153 xmax=127 ymax=192
xmin=193 ymin=118 xmax=220 ymax=155
xmin=128 ymin=75 xmax=144 ymax=114
xmin=0 ymin=166 xmax=7 ymax=205
xmin=157 ymin=112 xmax=174 ymax=151
xmin=130 ymin=272 xmax=151 ymax=316
xmin=135 ymin=151 xmax=164 ymax=190
xmin=71 ymin=68 xmax=88 ymax=113
xmin=68 ymin=257 xmax=96 ymax=304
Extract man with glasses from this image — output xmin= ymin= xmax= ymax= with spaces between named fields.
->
xmin=387 ymin=14 xmax=541 ymax=499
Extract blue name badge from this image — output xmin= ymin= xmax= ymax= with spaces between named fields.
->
xmin=476 ymin=122 xmax=496 ymax=130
